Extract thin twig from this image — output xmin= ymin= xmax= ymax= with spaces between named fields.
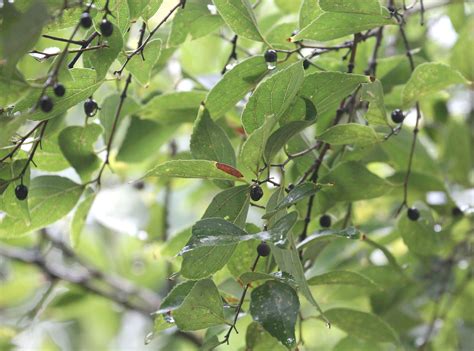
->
xmin=347 ymin=33 xmax=361 ymax=73
xmin=31 ymin=43 xmax=107 ymax=60
xmin=115 ymin=1 xmax=185 ymax=76
xmin=68 ymin=31 xmax=100 ymax=68
xmin=396 ymin=20 xmax=422 ymax=214
xmin=220 ymin=254 xmax=261 ymax=345
xmin=92 ymin=73 xmax=132 ymax=186
xmin=365 ymin=27 xmax=384 ymax=76
xmin=42 ymin=34 xmax=85 ymax=46
xmin=221 ymin=34 xmax=238 ymax=74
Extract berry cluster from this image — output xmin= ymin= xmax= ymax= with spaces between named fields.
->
xmin=39 ymin=6 xmax=113 ymax=115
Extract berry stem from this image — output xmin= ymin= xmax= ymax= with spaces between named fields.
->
xmin=396 ymin=15 xmax=422 ymax=214
xmin=221 ymin=34 xmax=238 ymax=74
xmin=220 ymin=254 xmax=260 ymax=345
xmin=115 ymin=1 xmax=185 ymax=76
xmin=347 ymin=32 xmax=361 ymax=73
xmin=42 ymin=34 xmax=86 ymax=46
xmin=93 ymin=73 xmax=132 ymax=186
xmin=31 ymin=43 xmax=108 ymax=60
xmin=68 ymin=31 xmax=100 ymax=69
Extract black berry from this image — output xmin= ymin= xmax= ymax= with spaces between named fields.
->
xmin=250 ymin=184 xmax=264 ymax=201
xmin=451 ymin=206 xmax=463 ymax=217
xmin=257 ymin=242 xmax=271 ymax=257
xmin=53 ymin=83 xmax=66 ymax=97
xmin=407 ymin=207 xmax=420 ymax=221
xmin=264 ymin=49 xmax=277 ymax=63
xmin=391 ymin=109 xmax=405 ymax=124
xmin=319 ymin=214 xmax=331 ymax=228
xmin=40 ymin=95 xmax=53 ymax=112
xmin=134 ymin=181 xmax=145 ymax=190
xmin=100 ymin=19 xmax=113 ymax=37
xmin=80 ymin=12 xmax=92 ymax=29
xmin=15 ymin=184 xmax=28 ymax=200
xmin=303 ymin=59 xmax=311 ymax=70
xmin=84 ymin=98 xmax=98 ymax=117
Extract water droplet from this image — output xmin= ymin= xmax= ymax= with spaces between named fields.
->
xmin=144 ymin=332 xmax=155 ymax=345
xmin=164 ymin=314 xmax=175 ymax=323
xmin=168 ymin=272 xmax=179 ymax=281
xmin=267 ymin=62 xmax=276 ymax=70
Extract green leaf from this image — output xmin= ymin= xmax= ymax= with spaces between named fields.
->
xmin=183 ymin=218 xmax=247 ymax=249
xmin=263 ymin=183 xmax=323 ymax=219
xmin=271 ymin=242 xmax=327 ymax=322
xmin=118 ymin=39 xmax=162 ymax=86
xmin=0 ymin=160 xmax=30 ymax=224
xmin=143 ymin=160 xmax=246 ymax=182
xmin=142 ymin=0 xmax=163 ymax=19
xmin=274 ymin=0 xmax=301 ymax=13
xmin=0 ymin=176 xmax=84 ymax=238
xmin=116 ymin=117 xmax=178 ymax=163
xmin=180 ymin=185 xmax=249 ymax=279
xmin=13 ymin=69 xmax=102 ymax=121
xmin=402 ymin=63 xmax=469 ymax=107
xmin=240 ymin=115 xmax=278 ymax=174
xmin=0 ymin=67 xmax=30 ymax=106
xmin=308 ymin=271 xmax=379 ymax=290
xmin=168 ymin=3 xmax=223 ymax=46
xmin=363 ymin=237 xmax=406 ymax=278
xmin=108 ymin=0 xmax=130 ymax=35
xmin=34 ymin=136 xmax=70 ymax=172
xmin=157 ymin=280 xmax=197 ymax=313
xmin=250 ymin=280 xmax=300 ymax=348
xmin=380 ymin=129 xmax=439 ymax=174
xmin=317 ymin=124 xmax=381 ymax=146
xmin=213 ymin=0 xmax=265 ymax=42
xmin=58 ymin=124 xmax=103 ymax=182
xmin=441 ymin=120 xmax=471 ymax=185
xmin=240 ymin=271 xmax=297 ymax=287
xmin=360 ymin=80 xmax=389 ymax=126
xmin=70 ymin=188 xmax=96 ymax=248
xmin=190 ymin=105 xmax=236 ymax=166
xmin=450 ymin=19 xmax=474 ymax=81
xmin=172 ymin=279 xmax=226 ymax=331
xmin=246 ymin=322 xmax=287 ymax=351
xmin=99 ymin=94 xmax=140 ymax=143
xmin=242 ymin=62 xmax=305 ymax=134
xmin=182 ymin=212 xmax=297 ymax=252
xmin=127 ymin=0 xmax=163 ymax=20
xmin=322 ymin=308 xmax=399 ymax=344
xmin=82 ymin=25 xmax=123 ymax=80
xmin=139 ymin=91 xmax=207 ymax=124
xmin=0 ymin=114 xmax=28 ymax=149
xmin=299 ymin=0 xmax=322 ymax=29
xmin=300 ymin=72 xmax=370 ymax=131
xmin=397 ymin=214 xmax=438 ymax=256
xmin=263 ymin=118 xmax=316 ymax=164
xmin=319 ymin=161 xmax=393 ymax=202
xmin=227 ymin=239 xmax=266 ymax=278
xmin=0 ymin=2 xmax=49 ymax=72
xmin=292 ymin=1 xmax=395 ymax=42
xmin=205 ymin=56 xmax=268 ymax=118
xmin=318 ymin=0 xmax=385 ymax=14
xmin=297 ymin=227 xmax=361 ymax=250
xmin=333 ymin=336 xmax=381 ymax=351
xmin=265 ymin=22 xmax=298 ymax=51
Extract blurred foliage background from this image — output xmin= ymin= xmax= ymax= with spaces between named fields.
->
xmin=0 ymin=0 xmax=473 ymax=350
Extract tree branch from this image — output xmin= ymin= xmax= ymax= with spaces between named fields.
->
xmin=115 ymin=1 xmax=185 ymax=76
